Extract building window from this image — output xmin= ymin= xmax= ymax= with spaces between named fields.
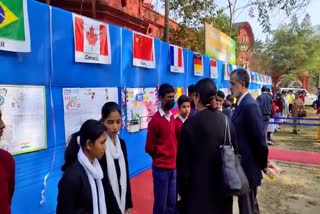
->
xmin=147 ymin=27 xmax=153 ymax=35
xmin=121 ymin=0 xmax=127 ymax=7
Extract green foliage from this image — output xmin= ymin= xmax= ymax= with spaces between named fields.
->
xmin=169 ymin=0 xmax=217 ymax=29
xmin=169 ymin=8 xmax=238 ymax=53
xmin=251 ymin=13 xmax=320 ymax=87
xmin=241 ymin=0 xmax=311 ymax=33
xmin=250 ymin=39 xmax=272 ymax=74
xmin=166 ymin=0 xmax=311 ymax=53
xmin=266 ymin=13 xmax=320 ymax=76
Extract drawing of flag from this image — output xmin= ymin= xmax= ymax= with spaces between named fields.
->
xmin=0 ymin=0 xmax=30 ymax=52
xmin=194 ymin=54 xmax=203 ymax=76
xmin=133 ymin=32 xmax=155 ymax=68
xmin=169 ymin=44 xmax=184 ymax=73
xmin=73 ymin=14 xmax=111 ymax=64
xmin=224 ymin=63 xmax=230 ymax=80
xmin=210 ymin=59 xmax=218 ymax=79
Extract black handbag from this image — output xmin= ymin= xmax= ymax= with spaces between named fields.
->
xmin=220 ymin=116 xmax=250 ymax=196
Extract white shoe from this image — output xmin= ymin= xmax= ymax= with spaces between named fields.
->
xmin=267 ymin=141 xmax=273 ymax=145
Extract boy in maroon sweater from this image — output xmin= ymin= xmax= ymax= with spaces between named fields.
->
xmin=145 ymin=83 xmax=177 ymax=214
xmin=174 ymin=95 xmax=190 ymax=143
xmin=0 ymin=110 xmax=15 ymax=214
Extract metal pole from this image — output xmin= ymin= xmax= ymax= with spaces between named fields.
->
xmin=164 ymin=0 xmax=169 ymax=42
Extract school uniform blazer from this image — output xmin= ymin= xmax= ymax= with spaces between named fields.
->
xmin=56 ymin=160 xmax=93 ymax=214
xmin=99 ymin=138 xmax=133 ymax=214
xmin=177 ymin=109 xmax=237 ymax=214
xmin=231 ymin=93 xmax=269 ymax=188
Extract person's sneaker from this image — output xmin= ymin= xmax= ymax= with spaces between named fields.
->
xmin=267 ymin=141 xmax=273 ymax=145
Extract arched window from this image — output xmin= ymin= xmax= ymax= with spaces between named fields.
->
xmin=121 ymin=0 xmax=127 ymax=7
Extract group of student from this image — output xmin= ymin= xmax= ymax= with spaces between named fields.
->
xmin=0 ymin=69 xmax=273 ymax=214
xmin=57 ymin=102 xmax=133 ymax=214
xmin=58 ymin=70 xmax=272 ymax=214
xmin=145 ymin=69 xmax=274 ymax=214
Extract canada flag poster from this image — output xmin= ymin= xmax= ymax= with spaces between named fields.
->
xmin=133 ymin=32 xmax=156 ymax=68
xmin=72 ymin=14 xmax=111 ymax=64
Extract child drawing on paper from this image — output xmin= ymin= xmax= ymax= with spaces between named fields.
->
xmin=65 ymin=95 xmax=80 ymax=111
xmin=145 ymin=101 xmax=157 ymax=118
xmin=83 ymin=89 xmax=96 ymax=100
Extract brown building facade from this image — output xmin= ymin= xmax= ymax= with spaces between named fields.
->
xmin=50 ymin=0 xmax=179 ymax=39
xmin=234 ymin=22 xmax=255 ymax=71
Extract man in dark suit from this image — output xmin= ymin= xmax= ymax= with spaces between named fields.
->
xmin=256 ymin=86 xmax=273 ymax=145
xmin=230 ymin=69 xmax=269 ymax=214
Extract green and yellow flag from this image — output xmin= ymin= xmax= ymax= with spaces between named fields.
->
xmin=0 ymin=0 xmax=30 ymax=52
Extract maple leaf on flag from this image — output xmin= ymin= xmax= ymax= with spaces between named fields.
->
xmin=86 ymin=26 xmax=98 ymax=51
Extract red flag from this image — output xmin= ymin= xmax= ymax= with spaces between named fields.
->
xmin=133 ymin=32 xmax=155 ymax=68
xmin=73 ymin=14 xmax=111 ymax=64
xmin=210 ymin=59 xmax=218 ymax=79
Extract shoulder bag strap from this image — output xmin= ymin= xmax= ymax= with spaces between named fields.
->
xmin=224 ymin=115 xmax=232 ymax=146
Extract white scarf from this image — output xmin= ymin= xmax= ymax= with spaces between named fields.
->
xmin=105 ymin=135 xmax=127 ymax=213
xmin=78 ymin=148 xmax=107 ymax=214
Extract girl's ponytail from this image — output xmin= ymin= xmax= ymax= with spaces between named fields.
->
xmin=61 ymin=131 xmax=81 ymax=171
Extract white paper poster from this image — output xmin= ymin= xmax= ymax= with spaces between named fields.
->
xmin=73 ymin=14 xmax=112 ymax=64
xmin=0 ymin=85 xmax=46 ymax=155
xmin=63 ymin=87 xmax=118 ymax=141
xmin=210 ymin=59 xmax=218 ymax=79
xmin=126 ymin=88 xmax=158 ymax=133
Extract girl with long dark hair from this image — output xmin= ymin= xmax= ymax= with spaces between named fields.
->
xmin=57 ymin=119 xmax=107 ymax=214
xmin=99 ymin=102 xmax=133 ymax=214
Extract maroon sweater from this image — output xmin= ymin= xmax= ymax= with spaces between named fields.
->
xmin=174 ymin=117 xmax=183 ymax=143
xmin=0 ymin=149 xmax=15 ymax=214
xmin=145 ymin=111 xmax=177 ymax=169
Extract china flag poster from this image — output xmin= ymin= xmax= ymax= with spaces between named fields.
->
xmin=133 ymin=32 xmax=156 ymax=68
xmin=73 ymin=14 xmax=111 ymax=64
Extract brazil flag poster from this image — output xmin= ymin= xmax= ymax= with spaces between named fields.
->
xmin=0 ymin=0 xmax=30 ymax=52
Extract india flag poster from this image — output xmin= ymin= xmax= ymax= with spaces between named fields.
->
xmin=0 ymin=0 xmax=31 ymax=52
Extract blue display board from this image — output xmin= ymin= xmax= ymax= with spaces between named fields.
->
xmin=0 ymin=1 xmax=271 ymax=213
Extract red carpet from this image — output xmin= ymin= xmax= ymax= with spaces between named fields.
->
xmin=130 ymin=148 xmax=320 ymax=214
xmin=130 ymin=170 xmax=153 ymax=214
xmin=269 ymin=148 xmax=320 ymax=165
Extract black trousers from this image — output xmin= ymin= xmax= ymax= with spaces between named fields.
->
xmin=238 ymin=187 xmax=260 ymax=214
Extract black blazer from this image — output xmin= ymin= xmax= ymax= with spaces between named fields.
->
xmin=99 ymin=138 xmax=133 ymax=214
xmin=56 ymin=160 xmax=93 ymax=214
xmin=177 ymin=109 xmax=236 ymax=214
xmin=231 ymin=93 xmax=269 ymax=188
